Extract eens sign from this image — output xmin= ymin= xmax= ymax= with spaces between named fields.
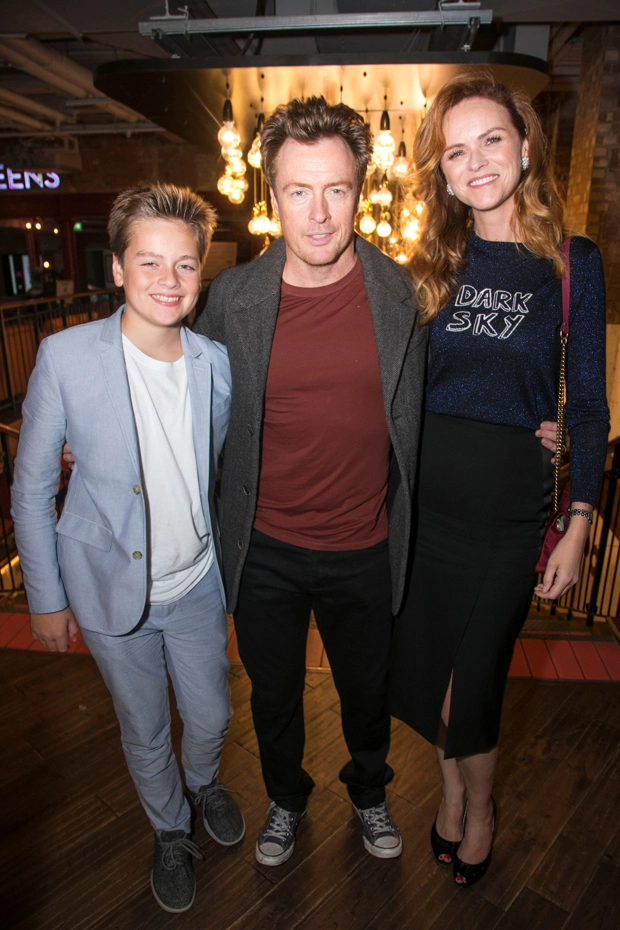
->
xmin=0 ymin=164 xmax=61 ymax=191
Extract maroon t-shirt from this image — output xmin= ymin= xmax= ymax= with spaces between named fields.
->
xmin=253 ymin=259 xmax=391 ymax=550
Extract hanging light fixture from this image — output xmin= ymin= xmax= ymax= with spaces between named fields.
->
xmin=248 ymin=112 xmax=264 ymax=169
xmin=373 ymin=100 xmax=396 ymax=172
xmin=248 ymin=200 xmax=272 ymax=235
xmin=216 ymin=91 xmax=248 ymax=205
xmin=217 ymin=167 xmax=234 ymax=196
xmin=217 ymin=97 xmax=241 ymax=152
xmin=402 ymin=216 xmax=421 ymax=241
xmin=228 ymin=186 xmax=245 ymax=205
xmin=392 ymin=139 xmax=409 ymax=179
xmin=364 ymin=113 xmax=376 ymax=177
xmin=358 ymin=199 xmax=377 ymax=236
xmin=376 ymin=211 xmax=392 ymax=238
xmin=375 ymin=173 xmax=393 ymax=207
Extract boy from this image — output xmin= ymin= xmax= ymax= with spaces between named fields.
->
xmin=11 ymin=183 xmax=243 ymax=914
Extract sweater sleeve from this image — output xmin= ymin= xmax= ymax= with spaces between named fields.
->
xmin=564 ymin=237 xmax=610 ymax=506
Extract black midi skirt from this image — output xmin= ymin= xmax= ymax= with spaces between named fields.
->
xmin=390 ymin=412 xmax=553 ymax=759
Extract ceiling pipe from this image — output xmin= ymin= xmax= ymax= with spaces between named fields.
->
xmin=0 ymin=86 xmax=70 ymax=123
xmin=0 ymin=123 xmax=166 ymax=139
xmin=0 ymin=104 xmax=48 ymax=129
xmin=0 ymin=36 xmax=142 ymax=123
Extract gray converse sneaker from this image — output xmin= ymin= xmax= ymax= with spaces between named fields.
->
xmin=255 ymin=802 xmax=305 ymax=866
xmin=151 ymin=830 xmax=204 ymax=913
xmin=354 ymin=801 xmax=403 ymax=859
xmin=193 ymin=782 xmax=245 ymax=846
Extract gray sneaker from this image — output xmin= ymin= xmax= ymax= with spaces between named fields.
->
xmin=354 ymin=801 xmax=403 ymax=859
xmin=255 ymin=802 xmax=305 ymax=866
xmin=150 ymin=830 xmax=204 ymax=913
xmin=193 ymin=783 xmax=245 ymax=846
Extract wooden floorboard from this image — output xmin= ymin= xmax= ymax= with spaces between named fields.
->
xmin=1 ymin=652 xmax=619 ymax=929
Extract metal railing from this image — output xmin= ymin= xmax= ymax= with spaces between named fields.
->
xmin=533 ymin=439 xmax=620 ymax=625
xmin=0 ymin=425 xmax=21 ymax=591
xmin=0 ymin=289 xmax=122 ymax=412
xmin=0 ymin=423 xmax=71 ymax=595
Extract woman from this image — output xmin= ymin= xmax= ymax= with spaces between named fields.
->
xmin=390 ymin=73 xmax=609 ymax=887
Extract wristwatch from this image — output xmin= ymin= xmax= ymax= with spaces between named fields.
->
xmin=568 ymin=508 xmax=593 ymax=524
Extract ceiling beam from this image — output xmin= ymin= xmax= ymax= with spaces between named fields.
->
xmin=548 ymin=23 xmax=580 ymax=63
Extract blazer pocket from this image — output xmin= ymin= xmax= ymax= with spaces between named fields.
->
xmin=56 ymin=511 xmax=113 ymax=552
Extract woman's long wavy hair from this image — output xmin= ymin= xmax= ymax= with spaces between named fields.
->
xmin=408 ymin=72 xmax=566 ymax=323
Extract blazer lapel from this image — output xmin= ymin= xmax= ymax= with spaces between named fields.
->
xmin=99 ymin=308 xmax=141 ymax=476
xmin=227 ymin=238 xmax=286 ymax=401
xmin=181 ymin=327 xmax=212 ymax=502
xmin=357 ymin=237 xmax=417 ymax=412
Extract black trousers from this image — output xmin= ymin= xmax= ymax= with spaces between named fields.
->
xmin=234 ymin=529 xmax=394 ymax=813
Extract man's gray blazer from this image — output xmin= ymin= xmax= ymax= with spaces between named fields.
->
xmin=195 ymin=235 xmax=427 ymax=615
xmin=11 ymin=307 xmax=231 ymax=634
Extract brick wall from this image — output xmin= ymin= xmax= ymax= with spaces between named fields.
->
xmin=589 ymin=25 xmax=620 ymax=324
xmin=565 ymin=25 xmax=620 ymax=324
xmin=564 ymin=26 xmax=606 ymax=235
xmin=58 ymin=134 xmax=219 ymax=195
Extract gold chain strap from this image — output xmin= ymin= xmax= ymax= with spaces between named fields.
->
xmin=553 ymin=331 xmax=568 ymax=511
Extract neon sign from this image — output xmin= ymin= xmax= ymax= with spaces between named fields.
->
xmin=0 ymin=164 xmax=61 ymax=191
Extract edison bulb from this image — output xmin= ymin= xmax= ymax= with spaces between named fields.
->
xmin=359 ymin=213 xmax=377 ymax=235
xmin=217 ymin=121 xmax=240 ymax=149
xmin=217 ymin=173 xmax=233 ymax=196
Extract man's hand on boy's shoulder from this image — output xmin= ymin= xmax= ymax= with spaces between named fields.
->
xmin=31 ymin=608 xmax=79 ymax=652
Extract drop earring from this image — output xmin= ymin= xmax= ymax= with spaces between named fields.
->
xmin=446 ymin=182 xmax=455 ymax=196
xmin=521 ymin=155 xmax=529 ymax=171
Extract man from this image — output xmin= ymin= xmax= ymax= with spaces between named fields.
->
xmin=195 ymin=97 xmax=427 ymax=865
xmin=12 ymin=184 xmax=244 ymax=914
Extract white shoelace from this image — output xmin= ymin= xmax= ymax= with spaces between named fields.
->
xmin=361 ymin=803 xmax=394 ymax=837
xmin=264 ymin=806 xmax=297 ymax=840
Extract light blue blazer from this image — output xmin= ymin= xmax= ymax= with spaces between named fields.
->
xmin=11 ymin=306 xmax=231 ymax=635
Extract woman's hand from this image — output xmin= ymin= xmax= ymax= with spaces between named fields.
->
xmin=31 ymin=608 xmax=79 ymax=652
xmin=62 ymin=442 xmax=75 ymax=471
xmin=535 ymin=420 xmax=570 ymax=463
xmin=534 ymin=509 xmax=591 ymax=600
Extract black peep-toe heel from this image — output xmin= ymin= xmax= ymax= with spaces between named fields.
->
xmin=430 ymin=820 xmax=461 ymax=865
xmin=431 ymin=800 xmax=466 ymax=865
xmin=453 ymin=797 xmax=496 ymax=887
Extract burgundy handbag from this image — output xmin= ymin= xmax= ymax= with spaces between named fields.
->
xmin=535 ymin=237 xmax=572 ymax=574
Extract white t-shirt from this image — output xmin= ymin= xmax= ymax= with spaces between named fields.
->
xmin=122 ymin=334 xmax=213 ymax=605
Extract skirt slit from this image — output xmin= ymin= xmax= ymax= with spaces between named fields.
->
xmin=390 ymin=413 xmax=552 ymax=759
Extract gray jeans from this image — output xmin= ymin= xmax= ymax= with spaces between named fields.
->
xmin=81 ymin=566 xmax=230 ymax=833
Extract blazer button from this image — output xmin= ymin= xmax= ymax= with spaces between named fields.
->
xmin=246 ymin=424 xmax=254 ymax=436
xmin=133 ymin=485 xmax=141 ymax=494
xmin=132 ymin=551 xmax=143 ymax=560
xmin=242 ymin=485 xmax=250 ymax=495
xmin=237 ymin=539 xmax=243 ymax=549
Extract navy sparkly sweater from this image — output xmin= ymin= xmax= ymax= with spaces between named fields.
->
xmin=425 ymin=233 xmax=609 ymax=505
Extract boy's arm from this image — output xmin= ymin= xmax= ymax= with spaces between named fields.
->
xmin=11 ymin=339 xmax=71 ymax=615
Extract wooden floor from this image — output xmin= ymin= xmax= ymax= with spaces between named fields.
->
xmin=2 ymin=651 xmax=620 ymax=930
